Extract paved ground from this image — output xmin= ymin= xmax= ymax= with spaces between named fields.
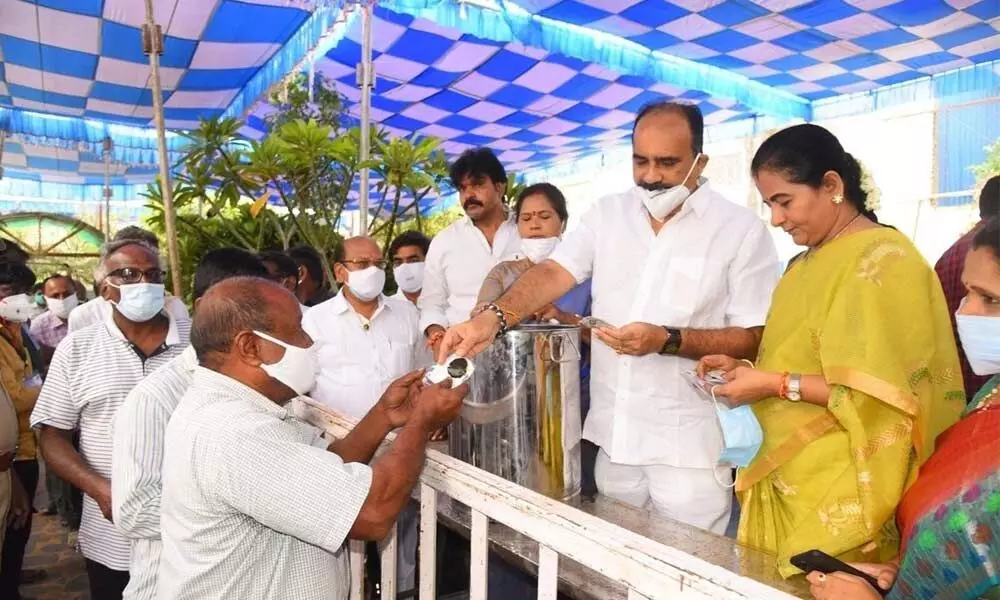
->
xmin=19 ymin=514 xmax=88 ymax=600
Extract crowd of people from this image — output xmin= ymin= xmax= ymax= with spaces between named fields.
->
xmin=0 ymin=99 xmax=996 ymax=600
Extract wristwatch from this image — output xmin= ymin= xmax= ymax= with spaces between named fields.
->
xmin=786 ymin=373 xmax=802 ymax=402
xmin=658 ymin=327 xmax=683 ymax=355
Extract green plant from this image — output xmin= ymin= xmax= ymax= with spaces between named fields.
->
xmin=367 ymin=135 xmax=449 ymax=248
xmin=971 ymin=139 xmax=1000 ymax=182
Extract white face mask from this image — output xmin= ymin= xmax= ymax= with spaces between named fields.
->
xmin=636 ymin=153 xmax=702 ymax=221
xmin=346 ymin=266 xmax=386 ymax=301
xmin=0 ymin=293 xmax=45 ymax=323
xmin=45 ymin=295 xmax=79 ymax=320
xmin=957 ymin=312 xmax=1000 ymax=376
xmin=393 ymin=263 xmax=425 ymax=294
xmin=521 ymin=237 xmax=560 ymax=264
xmin=107 ymin=282 xmax=165 ymax=323
xmin=254 ymin=330 xmax=319 ymax=396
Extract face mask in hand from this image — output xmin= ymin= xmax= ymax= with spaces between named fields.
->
xmin=711 ymin=386 xmax=764 ymax=475
xmin=0 ymin=293 xmax=44 ymax=323
xmin=636 ymin=153 xmax=702 ymax=221
xmin=45 ymin=295 xmax=79 ymax=320
xmin=521 ymin=237 xmax=561 ymax=264
xmin=346 ymin=266 xmax=386 ymax=301
xmin=393 ymin=263 xmax=425 ymax=294
xmin=108 ymin=282 xmax=165 ymax=323
xmin=254 ymin=330 xmax=319 ymax=396
xmin=957 ymin=313 xmax=1000 ymax=376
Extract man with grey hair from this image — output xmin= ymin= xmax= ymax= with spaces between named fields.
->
xmin=31 ymin=239 xmax=190 ymax=600
xmin=69 ymin=227 xmax=189 ymax=333
xmin=158 ymin=277 xmax=465 ymax=600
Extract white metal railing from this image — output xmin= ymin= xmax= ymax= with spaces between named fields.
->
xmin=294 ymin=399 xmax=798 ymax=600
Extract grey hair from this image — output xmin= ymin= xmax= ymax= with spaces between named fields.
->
xmin=93 ymin=239 xmax=162 ymax=283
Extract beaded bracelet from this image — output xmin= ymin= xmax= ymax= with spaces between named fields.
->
xmin=480 ymin=302 xmax=509 ymax=338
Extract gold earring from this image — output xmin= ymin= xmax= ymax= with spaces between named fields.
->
xmin=832 ymin=194 xmax=844 ymax=205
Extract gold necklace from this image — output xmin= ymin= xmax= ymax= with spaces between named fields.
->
xmin=805 ymin=212 xmax=862 ymax=258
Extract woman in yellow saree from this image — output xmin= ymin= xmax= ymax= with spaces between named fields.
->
xmin=699 ymin=124 xmax=965 ymax=578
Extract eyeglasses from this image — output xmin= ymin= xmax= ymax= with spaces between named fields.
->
xmin=340 ymin=259 xmax=387 ymax=270
xmin=106 ymin=267 xmax=163 ymax=284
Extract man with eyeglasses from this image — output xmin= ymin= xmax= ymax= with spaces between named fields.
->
xmin=301 ymin=236 xmax=422 ymax=593
xmin=68 ymin=227 xmax=189 ymax=334
xmin=31 ymin=240 xmax=190 ymax=600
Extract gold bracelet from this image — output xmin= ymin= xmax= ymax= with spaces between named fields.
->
xmin=740 ymin=359 xmax=755 ymax=369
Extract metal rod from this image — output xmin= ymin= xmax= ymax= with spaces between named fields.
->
xmin=357 ymin=1 xmax=373 ymax=235
xmin=143 ymin=0 xmax=183 ymax=298
xmin=103 ymin=137 xmax=113 ymax=238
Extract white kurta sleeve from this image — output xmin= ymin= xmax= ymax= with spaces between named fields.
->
xmin=724 ymin=219 xmax=780 ymax=329
xmin=417 ymin=236 xmax=450 ymax=334
xmin=549 ymin=202 xmax=601 ymax=284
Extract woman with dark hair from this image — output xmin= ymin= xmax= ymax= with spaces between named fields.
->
xmin=475 ymin=182 xmax=587 ymax=328
xmin=810 ymin=217 xmax=1000 ymax=599
xmin=697 ymin=124 xmax=965 ymax=577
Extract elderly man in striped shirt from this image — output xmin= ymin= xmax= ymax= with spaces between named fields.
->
xmin=111 ymin=248 xmax=269 ymax=600
xmin=158 ymin=277 xmax=467 ymax=600
xmin=31 ymin=240 xmax=190 ymax=600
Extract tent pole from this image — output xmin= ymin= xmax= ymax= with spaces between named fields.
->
xmin=143 ymin=0 xmax=183 ymax=298
xmin=103 ymin=137 xmax=113 ymax=238
xmin=357 ymin=1 xmax=374 ymax=236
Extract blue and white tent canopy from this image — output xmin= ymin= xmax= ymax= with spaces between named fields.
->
xmin=513 ymin=0 xmax=1000 ymax=100
xmin=0 ymin=0 xmax=328 ymax=128
xmin=0 ymin=0 xmax=998 ymax=206
xmin=244 ymin=5 xmax=781 ymax=174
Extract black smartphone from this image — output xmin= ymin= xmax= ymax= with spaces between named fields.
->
xmin=789 ymin=549 xmax=888 ymax=597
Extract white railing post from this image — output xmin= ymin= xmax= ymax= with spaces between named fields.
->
xmin=537 ymin=545 xmax=559 ymax=600
xmin=350 ymin=540 xmax=365 ymax=600
xmin=419 ymin=484 xmax=438 ymax=600
xmin=380 ymin=523 xmax=397 ymax=600
xmin=470 ymin=510 xmax=489 ymax=600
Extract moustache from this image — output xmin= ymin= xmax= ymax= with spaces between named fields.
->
xmin=638 ymin=182 xmax=669 ymax=192
xmin=463 ymin=199 xmax=483 ymax=208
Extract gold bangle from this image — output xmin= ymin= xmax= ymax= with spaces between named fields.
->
xmin=740 ymin=359 xmax=755 ymax=369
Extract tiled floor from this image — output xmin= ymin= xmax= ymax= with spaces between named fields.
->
xmin=18 ymin=514 xmax=88 ymax=600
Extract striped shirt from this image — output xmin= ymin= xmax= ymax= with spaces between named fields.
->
xmin=30 ymin=311 xmax=190 ymax=571
xmin=112 ymin=346 xmax=197 ymax=600
xmin=159 ymin=367 xmax=372 ymax=600
xmin=69 ymin=296 xmax=190 ymax=333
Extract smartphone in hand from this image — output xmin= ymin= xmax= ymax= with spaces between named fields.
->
xmin=790 ymin=550 xmax=889 ymax=597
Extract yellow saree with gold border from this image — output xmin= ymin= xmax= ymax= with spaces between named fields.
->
xmin=737 ymin=227 xmax=965 ymax=578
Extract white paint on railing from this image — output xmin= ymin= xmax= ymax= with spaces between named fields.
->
xmin=470 ymin=509 xmax=489 ymax=600
xmin=349 ymin=540 xmax=364 ymax=600
xmin=419 ymin=483 xmax=438 ymax=600
xmin=294 ymin=399 xmax=798 ymax=600
xmin=380 ymin=523 xmax=397 ymax=600
xmin=537 ymin=545 xmax=559 ymax=600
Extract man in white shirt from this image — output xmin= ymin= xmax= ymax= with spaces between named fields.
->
xmin=439 ymin=102 xmax=780 ymax=534
xmin=31 ymin=240 xmax=191 ymax=600
xmin=158 ymin=276 xmax=466 ymax=600
xmin=304 ymin=237 xmax=424 ymax=417
xmin=111 ymin=248 xmax=269 ymax=600
xmin=389 ymin=231 xmax=434 ymax=370
xmin=69 ymin=227 xmax=189 ymax=334
xmin=418 ymin=148 xmax=521 ymax=358
xmin=303 ymin=237 xmax=422 ymax=591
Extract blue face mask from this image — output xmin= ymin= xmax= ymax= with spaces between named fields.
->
xmin=712 ymin=388 xmax=764 ymax=470
xmin=956 ymin=312 xmax=1000 ymax=376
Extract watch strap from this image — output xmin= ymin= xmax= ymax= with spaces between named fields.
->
xmin=658 ymin=326 xmax=682 ymax=355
